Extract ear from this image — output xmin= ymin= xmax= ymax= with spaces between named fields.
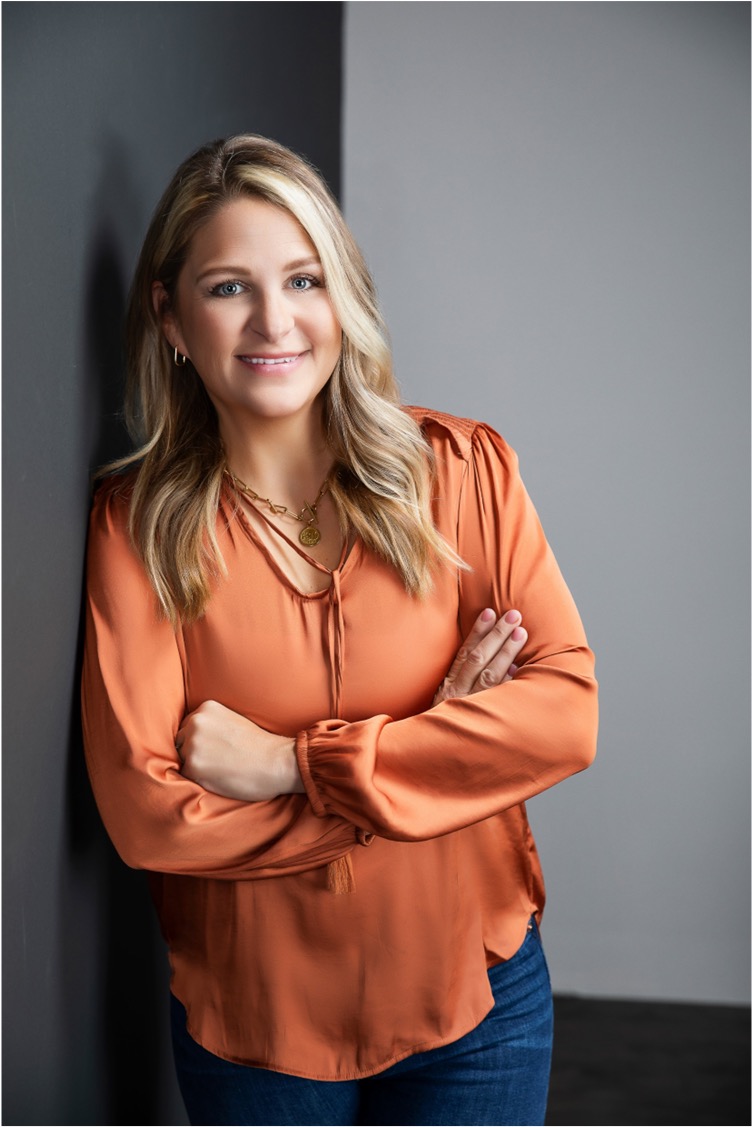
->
xmin=152 ymin=281 xmax=186 ymax=355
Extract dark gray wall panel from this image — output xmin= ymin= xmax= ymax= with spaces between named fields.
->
xmin=3 ymin=4 xmax=342 ymax=1122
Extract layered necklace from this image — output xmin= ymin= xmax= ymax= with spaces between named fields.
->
xmin=225 ymin=469 xmax=329 ymax=547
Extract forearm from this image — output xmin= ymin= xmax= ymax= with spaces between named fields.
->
xmin=297 ymin=646 xmax=597 ymax=840
xmin=84 ymin=695 xmax=356 ymax=879
xmin=176 ymin=700 xmax=304 ymax=802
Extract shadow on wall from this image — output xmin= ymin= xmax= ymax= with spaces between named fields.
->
xmin=62 ymin=135 xmax=185 ymax=1125
xmin=84 ymin=133 xmax=140 ymax=471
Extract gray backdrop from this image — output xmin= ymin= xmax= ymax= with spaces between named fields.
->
xmin=344 ymin=1 xmax=750 ymax=1005
xmin=3 ymin=4 xmax=342 ymax=1123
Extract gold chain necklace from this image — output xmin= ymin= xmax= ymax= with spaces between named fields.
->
xmin=226 ymin=469 xmax=329 ymax=547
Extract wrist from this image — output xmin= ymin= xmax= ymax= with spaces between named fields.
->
xmin=279 ymin=736 xmax=305 ymax=794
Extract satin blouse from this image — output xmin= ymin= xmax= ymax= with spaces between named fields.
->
xmin=82 ymin=408 xmax=598 ymax=1080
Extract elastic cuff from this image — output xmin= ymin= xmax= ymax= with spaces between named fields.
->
xmin=295 ymin=730 xmax=328 ymax=818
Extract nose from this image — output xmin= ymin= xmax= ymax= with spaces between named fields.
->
xmin=250 ymin=289 xmax=294 ymax=342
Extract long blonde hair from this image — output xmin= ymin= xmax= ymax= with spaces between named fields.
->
xmin=109 ymin=135 xmax=459 ymax=622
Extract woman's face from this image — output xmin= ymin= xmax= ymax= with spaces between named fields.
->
xmin=157 ymin=196 xmax=342 ymax=431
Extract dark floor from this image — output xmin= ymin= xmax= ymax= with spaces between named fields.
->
xmin=547 ymin=995 xmax=750 ymax=1126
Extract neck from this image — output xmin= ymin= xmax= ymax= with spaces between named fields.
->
xmin=219 ymin=406 xmax=333 ymax=503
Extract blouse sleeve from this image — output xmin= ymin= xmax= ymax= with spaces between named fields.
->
xmin=81 ymin=483 xmax=358 ymax=879
xmin=296 ymin=422 xmax=598 ymax=839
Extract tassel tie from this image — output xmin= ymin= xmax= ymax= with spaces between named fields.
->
xmin=324 ymin=567 xmax=355 ymax=892
xmin=327 ymin=852 xmax=356 ymax=894
xmin=327 ymin=568 xmax=345 ymax=719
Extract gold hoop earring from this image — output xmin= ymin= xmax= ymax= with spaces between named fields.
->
xmin=173 ymin=346 xmax=187 ymax=367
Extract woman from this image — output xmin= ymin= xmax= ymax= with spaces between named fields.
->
xmin=82 ymin=134 xmax=597 ymax=1127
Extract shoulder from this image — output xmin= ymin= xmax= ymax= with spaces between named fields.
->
xmin=85 ymin=470 xmax=165 ymax=613
xmin=405 ymin=405 xmax=477 ymax=459
xmin=88 ymin=470 xmax=138 ymax=554
xmin=90 ymin=467 xmax=135 ymax=513
xmin=405 ymin=405 xmax=517 ymax=469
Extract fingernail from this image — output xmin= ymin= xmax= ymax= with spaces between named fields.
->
xmin=481 ymin=608 xmax=495 ymax=622
xmin=511 ymin=626 xmax=526 ymax=641
xmin=509 ymin=664 xmax=518 ymax=675
xmin=505 ymin=609 xmax=521 ymax=624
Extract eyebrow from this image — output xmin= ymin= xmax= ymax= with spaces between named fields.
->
xmin=195 ymin=256 xmax=322 ymax=282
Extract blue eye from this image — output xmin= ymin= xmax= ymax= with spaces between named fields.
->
xmin=290 ymin=275 xmax=320 ymax=291
xmin=211 ymin=281 xmax=244 ymax=297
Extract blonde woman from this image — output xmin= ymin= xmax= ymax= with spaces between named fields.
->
xmin=82 ymin=135 xmax=597 ymax=1127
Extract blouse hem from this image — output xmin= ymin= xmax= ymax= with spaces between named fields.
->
xmin=177 ymin=992 xmax=497 ymax=1082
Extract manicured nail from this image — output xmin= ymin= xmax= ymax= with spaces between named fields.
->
xmin=511 ymin=626 xmax=526 ymax=641
xmin=481 ymin=608 xmax=496 ymax=622
xmin=505 ymin=609 xmax=521 ymax=624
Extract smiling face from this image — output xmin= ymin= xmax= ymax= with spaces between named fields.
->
xmin=156 ymin=196 xmax=342 ymax=436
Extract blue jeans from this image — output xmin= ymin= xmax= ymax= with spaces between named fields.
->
xmin=171 ymin=920 xmax=553 ymax=1126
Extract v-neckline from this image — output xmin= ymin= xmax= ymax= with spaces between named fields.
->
xmin=223 ymin=484 xmax=356 ymax=598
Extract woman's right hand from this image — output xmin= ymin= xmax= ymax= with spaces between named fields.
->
xmin=433 ymin=608 xmax=527 ymax=705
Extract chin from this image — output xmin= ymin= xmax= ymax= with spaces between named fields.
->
xmin=241 ymin=392 xmax=324 ymax=423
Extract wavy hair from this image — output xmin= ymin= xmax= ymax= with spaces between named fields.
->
xmin=106 ymin=135 xmax=461 ymax=622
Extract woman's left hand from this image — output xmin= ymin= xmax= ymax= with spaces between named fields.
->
xmin=176 ymin=700 xmax=304 ymax=801
xmin=433 ymin=608 xmax=527 ymax=705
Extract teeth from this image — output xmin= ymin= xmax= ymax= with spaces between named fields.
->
xmin=247 ymin=355 xmax=297 ymax=365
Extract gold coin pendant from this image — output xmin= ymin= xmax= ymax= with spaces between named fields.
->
xmin=299 ymin=526 xmax=321 ymax=547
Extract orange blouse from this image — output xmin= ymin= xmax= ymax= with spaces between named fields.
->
xmin=82 ymin=408 xmax=597 ymax=1080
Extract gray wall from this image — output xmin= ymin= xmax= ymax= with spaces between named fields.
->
xmin=3 ymin=4 xmax=342 ymax=1123
xmin=344 ymin=2 xmax=749 ymax=1005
